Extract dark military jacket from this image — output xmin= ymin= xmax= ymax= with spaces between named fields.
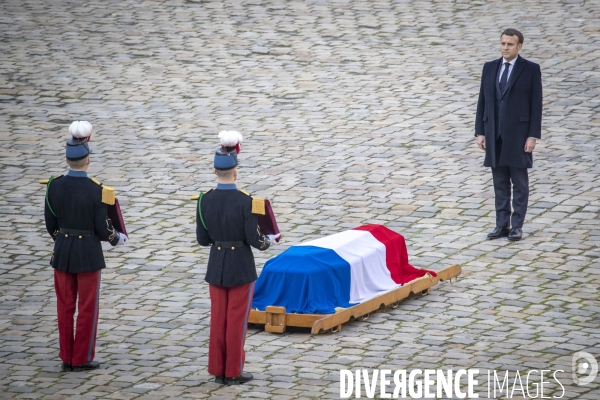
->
xmin=44 ymin=172 xmax=121 ymax=273
xmin=196 ymin=185 xmax=270 ymax=287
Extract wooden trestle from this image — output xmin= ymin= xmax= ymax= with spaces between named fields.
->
xmin=248 ymin=264 xmax=461 ymax=334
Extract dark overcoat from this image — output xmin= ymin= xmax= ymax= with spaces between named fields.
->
xmin=475 ymin=55 xmax=543 ymax=168
xmin=44 ymin=175 xmax=121 ymax=273
xmin=196 ymin=188 xmax=270 ymax=287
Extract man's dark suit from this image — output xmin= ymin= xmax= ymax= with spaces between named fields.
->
xmin=475 ymin=54 xmax=543 ymax=229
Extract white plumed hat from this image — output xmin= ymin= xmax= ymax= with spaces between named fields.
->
xmin=69 ymin=121 xmax=93 ymax=138
xmin=218 ymin=130 xmax=243 ymax=147
xmin=218 ymin=130 xmax=243 ymax=153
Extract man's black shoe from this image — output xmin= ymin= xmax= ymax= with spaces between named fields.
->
xmin=508 ymin=228 xmax=522 ymax=241
xmin=487 ymin=226 xmax=510 ymax=239
xmin=226 ymin=372 xmax=253 ymax=385
xmin=215 ymin=375 xmax=226 ymax=384
xmin=61 ymin=362 xmax=72 ymax=372
xmin=72 ymin=361 xmax=100 ymax=371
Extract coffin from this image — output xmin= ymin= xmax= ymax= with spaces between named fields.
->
xmin=252 ymin=224 xmax=437 ymax=315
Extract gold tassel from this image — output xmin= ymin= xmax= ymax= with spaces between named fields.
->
xmin=102 ymin=186 xmax=116 ymax=205
xmin=252 ymin=197 xmax=265 ymax=215
xmin=39 ymin=179 xmax=49 ymax=184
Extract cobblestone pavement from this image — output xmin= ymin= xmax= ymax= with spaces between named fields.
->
xmin=1 ymin=0 xmax=599 ymax=399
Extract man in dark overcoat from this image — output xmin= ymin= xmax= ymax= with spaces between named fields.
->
xmin=44 ymin=121 xmax=127 ymax=371
xmin=196 ymin=131 xmax=277 ymax=385
xmin=475 ymin=28 xmax=543 ymax=241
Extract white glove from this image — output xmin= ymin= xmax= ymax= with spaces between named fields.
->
xmin=117 ymin=232 xmax=128 ymax=246
xmin=267 ymin=234 xmax=280 ymax=244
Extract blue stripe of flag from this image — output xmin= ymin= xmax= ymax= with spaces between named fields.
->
xmin=252 ymin=246 xmax=354 ymax=314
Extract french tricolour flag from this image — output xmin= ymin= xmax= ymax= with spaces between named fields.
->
xmin=252 ymin=224 xmax=436 ymax=314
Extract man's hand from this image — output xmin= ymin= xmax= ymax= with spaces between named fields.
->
xmin=477 ymin=135 xmax=486 ymax=150
xmin=117 ymin=232 xmax=128 ymax=246
xmin=524 ymin=137 xmax=536 ymax=153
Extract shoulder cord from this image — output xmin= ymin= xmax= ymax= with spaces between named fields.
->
xmin=197 ymin=191 xmax=208 ymax=230
xmin=45 ymin=176 xmax=57 ymax=217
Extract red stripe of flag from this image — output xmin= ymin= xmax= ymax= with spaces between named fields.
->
xmin=353 ymin=224 xmax=437 ymax=284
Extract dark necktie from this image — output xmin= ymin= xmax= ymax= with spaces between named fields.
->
xmin=499 ymin=62 xmax=510 ymax=91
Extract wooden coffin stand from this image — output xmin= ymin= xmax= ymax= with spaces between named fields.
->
xmin=248 ymin=264 xmax=461 ymax=334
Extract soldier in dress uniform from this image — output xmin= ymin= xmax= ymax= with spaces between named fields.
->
xmin=196 ymin=131 xmax=278 ymax=385
xmin=44 ymin=121 xmax=127 ymax=372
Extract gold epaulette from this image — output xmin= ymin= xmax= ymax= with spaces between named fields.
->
xmin=102 ymin=186 xmax=115 ymax=205
xmin=252 ymin=197 xmax=266 ymax=215
xmin=239 ymin=189 xmax=249 ymax=196
xmin=90 ymin=177 xmax=115 ymax=205
xmin=191 ymin=189 xmax=212 ymax=200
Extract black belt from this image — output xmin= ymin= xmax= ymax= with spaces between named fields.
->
xmin=213 ymin=240 xmax=246 ymax=250
xmin=60 ymin=228 xmax=94 ymax=237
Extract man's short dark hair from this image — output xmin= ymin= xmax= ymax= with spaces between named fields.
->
xmin=215 ymin=168 xmax=235 ymax=179
xmin=66 ymin=156 xmax=88 ymax=169
xmin=501 ymin=28 xmax=524 ymax=45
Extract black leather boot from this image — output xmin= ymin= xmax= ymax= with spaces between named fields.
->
xmin=226 ymin=372 xmax=254 ymax=385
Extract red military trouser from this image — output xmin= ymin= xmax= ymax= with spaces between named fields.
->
xmin=54 ymin=269 xmax=101 ymax=366
xmin=208 ymin=282 xmax=255 ymax=378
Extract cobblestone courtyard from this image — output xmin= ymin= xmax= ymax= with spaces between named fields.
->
xmin=1 ymin=0 xmax=599 ymax=399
